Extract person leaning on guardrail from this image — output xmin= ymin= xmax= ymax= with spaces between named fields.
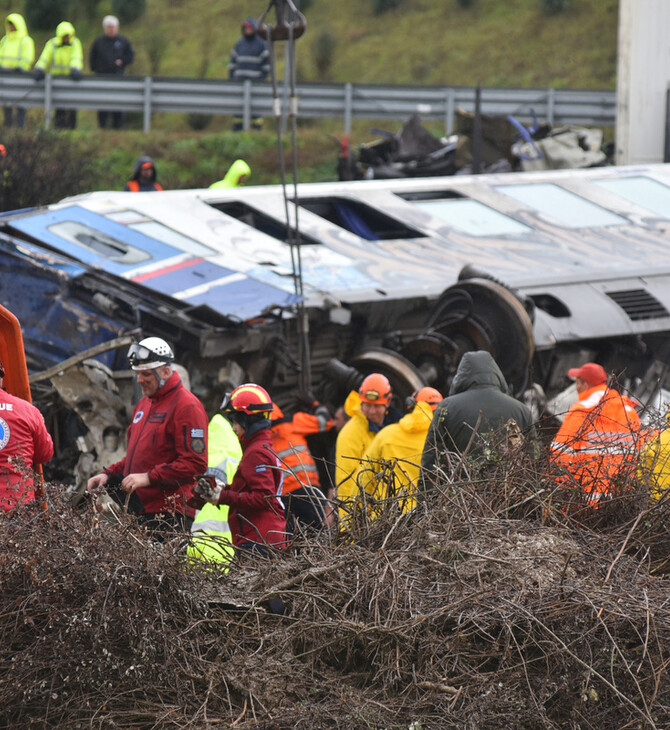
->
xmin=228 ymin=17 xmax=270 ymax=131
xmin=0 ymin=13 xmax=34 ymax=128
xmin=89 ymin=15 xmax=134 ymax=130
xmin=33 ymin=21 xmax=83 ymax=130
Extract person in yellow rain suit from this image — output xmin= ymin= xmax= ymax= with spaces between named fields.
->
xmin=209 ymin=159 xmax=251 ymax=189
xmin=355 ymin=386 xmax=443 ymax=519
xmin=187 ymin=413 xmax=241 ymax=568
xmin=0 ymin=13 xmax=35 ymax=127
xmin=335 ymin=373 xmax=392 ymax=522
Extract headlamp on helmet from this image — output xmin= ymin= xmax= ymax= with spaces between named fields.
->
xmin=358 ymin=373 xmax=392 ymax=405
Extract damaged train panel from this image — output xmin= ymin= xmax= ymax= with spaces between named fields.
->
xmin=4 ymin=163 xmax=670 ymax=485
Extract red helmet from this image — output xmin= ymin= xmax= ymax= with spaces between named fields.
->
xmin=220 ymin=383 xmax=273 ymax=415
xmin=358 ymin=373 xmax=392 ymax=405
xmin=410 ymin=386 xmax=443 ymax=411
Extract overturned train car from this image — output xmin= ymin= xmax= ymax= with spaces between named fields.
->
xmin=3 ymin=163 xmax=670 ymax=483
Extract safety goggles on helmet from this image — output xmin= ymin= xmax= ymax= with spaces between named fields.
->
xmin=127 ymin=342 xmax=173 ymax=370
xmin=362 ymin=389 xmax=384 ymax=402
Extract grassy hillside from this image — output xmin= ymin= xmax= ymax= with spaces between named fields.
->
xmin=1 ymin=0 xmax=620 ymax=195
xmin=17 ymin=0 xmax=619 ymax=89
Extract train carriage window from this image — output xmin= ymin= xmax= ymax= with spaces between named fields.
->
xmin=494 ymin=183 xmax=626 ymax=228
xmin=212 ymin=201 xmax=320 ymax=245
xmin=47 ymin=221 xmax=150 ymax=265
xmin=106 ymin=210 xmax=215 ymax=256
xmin=407 ymin=198 xmax=531 ymax=236
xmin=297 ymin=197 xmax=426 ymax=240
xmin=593 ymin=176 xmax=670 ymax=219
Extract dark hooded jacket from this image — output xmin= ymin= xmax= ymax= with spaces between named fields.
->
xmin=124 ymin=156 xmax=163 ymax=192
xmin=420 ymin=350 xmax=535 ymax=474
xmin=228 ymin=18 xmax=270 ymax=82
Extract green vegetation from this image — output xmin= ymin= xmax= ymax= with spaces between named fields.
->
xmin=0 ymin=0 xmax=619 ymax=196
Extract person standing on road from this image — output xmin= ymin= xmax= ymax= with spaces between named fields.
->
xmin=228 ymin=18 xmax=270 ymax=131
xmin=87 ymin=337 xmax=209 ymax=537
xmin=0 ymin=360 xmax=53 ymax=512
xmin=33 ymin=21 xmax=83 ymax=129
xmin=0 ymin=13 xmax=34 ymax=128
xmin=89 ymin=15 xmax=134 ymax=129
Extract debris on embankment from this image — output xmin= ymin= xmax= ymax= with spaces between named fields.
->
xmin=1 ymin=451 xmax=670 ymax=729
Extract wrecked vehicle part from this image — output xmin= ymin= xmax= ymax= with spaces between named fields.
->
xmin=4 ymin=164 xmax=670 ymax=476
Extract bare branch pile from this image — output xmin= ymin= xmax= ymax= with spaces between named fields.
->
xmin=1 ymin=449 xmax=669 ymax=729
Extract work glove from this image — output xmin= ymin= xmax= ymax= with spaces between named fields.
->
xmin=69 ymin=68 xmax=82 ymax=81
xmin=33 ymin=67 xmax=45 ymax=81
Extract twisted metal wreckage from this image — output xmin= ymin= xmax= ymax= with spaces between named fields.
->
xmin=3 ymin=0 xmax=670 ymax=489
xmin=3 ymin=161 xmax=670 ymax=487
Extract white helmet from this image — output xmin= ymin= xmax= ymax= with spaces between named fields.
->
xmin=128 ymin=337 xmax=174 ymax=371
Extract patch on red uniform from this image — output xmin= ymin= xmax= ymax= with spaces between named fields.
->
xmin=191 ymin=438 xmax=205 ymax=454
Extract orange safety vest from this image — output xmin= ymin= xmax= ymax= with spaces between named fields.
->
xmin=125 ymin=180 xmax=163 ymax=192
xmin=270 ymin=403 xmax=331 ymax=495
xmin=550 ymin=384 xmax=642 ymax=500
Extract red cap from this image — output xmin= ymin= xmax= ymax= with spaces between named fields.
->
xmin=140 ymin=161 xmax=153 ymax=169
xmin=567 ymin=362 xmax=607 ymax=386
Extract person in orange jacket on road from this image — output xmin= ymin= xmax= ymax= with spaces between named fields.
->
xmin=550 ymin=362 xmax=642 ymax=504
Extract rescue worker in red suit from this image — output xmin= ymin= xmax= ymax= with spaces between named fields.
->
xmin=550 ymin=362 xmax=642 ymax=504
xmin=201 ymin=383 xmax=287 ymax=554
xmin=0 ymin=360 xmax=53 ymax=511
xmin=270 ymin=394 xmax=333 ymax=532
xmin=87 ymin=337 xmax=208 ymax=534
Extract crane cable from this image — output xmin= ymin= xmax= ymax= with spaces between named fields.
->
xmin=258 ymin=0 xmax=311 ymax=392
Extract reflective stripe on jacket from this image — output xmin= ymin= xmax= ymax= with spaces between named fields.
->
xmin=550 ymin=383 xmax=641 ymax=497
xmin=35 ymin=22 xmax=83 ymax=76
xmin=188 ymin=414 xmax=241 ymax=566
xmin=0 ymin=14 xmax=34 ymax=70
xmin=271 ymin=403 xmax=332 ymax=495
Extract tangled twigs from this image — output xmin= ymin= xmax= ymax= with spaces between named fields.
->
xmin=1 ymin=449 xmax=670 ymax=729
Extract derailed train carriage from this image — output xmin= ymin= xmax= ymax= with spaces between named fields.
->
xmin=3 ymin=162 xmax=670 ymax=483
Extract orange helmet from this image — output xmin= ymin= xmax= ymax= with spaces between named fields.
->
xmin=220 ymin=383 xmax=273 ymax=415
xmin=409 ymin=386 xmax=444 ymax=411
xmin=358 ymin=373 xmax=392 ymax=405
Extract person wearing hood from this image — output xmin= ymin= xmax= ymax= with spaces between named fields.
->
xmin=209 ymin=159 xmax=251 ymax=189
xmin=420 ymin=351 xmax=535 ymax=490
xmin=33 ymin=21 xmax=83 ymax=129
xmin=89 ymin=15 xmax=134 ymax=129
xmin=355 ymin=386 xmax=443 ymax=519
xmin=335 ymin=373 xmax=393 ymax=522
xmin=228 ymin=17 xmax=270 ymax=131
xmin=0 ymin=13 xmax=34 ymax=128
xmin=124 ymin=156 xmax=163 ymax=192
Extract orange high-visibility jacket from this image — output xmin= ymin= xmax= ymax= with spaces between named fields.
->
xmin=550 ymin=384 xmax=641 ymax=497
xmin=270 ymin=403 xmax=332 ymax=494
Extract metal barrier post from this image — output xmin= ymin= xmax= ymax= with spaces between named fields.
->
xmin=344 ymin=82 xmax=353 ymax=135
xmin=445 ymin=87 xmax=455 ymax=136
xmin=547 ymin=87 xmax=555 ymax=126
xmin=243 ymin=79 xmax=251 ymax=131
xmin=143 ymin=76 xmax=152 ymax=133
xmin=43 ymin=74 xmax=52 ymax=129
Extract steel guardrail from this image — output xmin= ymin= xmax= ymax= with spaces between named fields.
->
xmin=0 ymin=71 xmax=616 ymax=133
